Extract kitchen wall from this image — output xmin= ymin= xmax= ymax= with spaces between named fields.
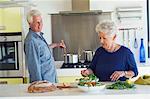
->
xmin=24 ymin=0 xmax=149 ymax=64
xmin=90 ymin=0 xmax=148 ymax=65
xmin=51 ymin=12 xmax=112 ymax=61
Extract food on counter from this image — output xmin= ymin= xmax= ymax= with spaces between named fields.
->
xmin=56 ymin=83 xmax=77 ymax=88
xmin=143 ymin=75 xmax=150 ymax=79
xmin=28 ymin=80 xmax=57 ymax=93
xmin=134 ymin=74 xmax=150 ymax=85
xmin=106 ymin=80 xmax=135 ymax=90
xmin=77 ymin=74 xmax=104 ymax=87
xmin=76 ymin=74 xmax=105 ymax=91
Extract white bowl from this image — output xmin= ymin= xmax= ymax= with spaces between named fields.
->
xmin=78 ymin=84 xmax=105 ymax=92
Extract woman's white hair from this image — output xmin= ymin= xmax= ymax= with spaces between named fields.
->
xmin=27 ymin=9 xmax=41 ymax=23
xmin=95 ymin=20 xmax=117 ymax=35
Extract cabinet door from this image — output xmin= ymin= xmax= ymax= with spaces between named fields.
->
xmin=0 ymin=8 xmax=5 ymax=30
xmin=0 ymin=78 xmax=23 ymax=84
xmin=0 ymin=9 xmax=2 ymax=26
xmin=2 ymin=7 xmax=22 ymax=32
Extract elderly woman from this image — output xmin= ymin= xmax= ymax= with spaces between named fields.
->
xmin=81 ymin=20 xmax=138 ymax=81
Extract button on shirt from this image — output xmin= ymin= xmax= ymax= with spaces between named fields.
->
xmin=24 ymin=29 xmax=57 ymax=83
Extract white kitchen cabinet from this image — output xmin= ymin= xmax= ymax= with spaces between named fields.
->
xmin=0 ymin=7 xmax=22 ymax=32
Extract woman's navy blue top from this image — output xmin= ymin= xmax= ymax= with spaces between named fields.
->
xmin=89 ymin=46 xmax=138 ymax=81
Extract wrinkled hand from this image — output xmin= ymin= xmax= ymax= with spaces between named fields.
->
xmin=81 ymin=69 xmax=93 ymax=77
xmin=110 ymin=71 xmax=125 ymax=81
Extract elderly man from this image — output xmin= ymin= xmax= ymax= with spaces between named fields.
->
xmin=24 ymin=9 xmax=66 ymax=83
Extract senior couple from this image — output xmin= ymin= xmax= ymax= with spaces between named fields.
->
xmin=24 ymin=9 xmax=138 ymax=83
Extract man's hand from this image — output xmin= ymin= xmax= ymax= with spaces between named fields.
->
xmin=49 ymin=40 xmax=66 ymax=49
xmin=59 ymin=40 xmax=66 ymax=48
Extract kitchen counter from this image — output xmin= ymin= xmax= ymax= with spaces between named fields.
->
xmin=0 ymin=83 xmax=150 ymax=99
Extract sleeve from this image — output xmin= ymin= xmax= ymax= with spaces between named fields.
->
xmin=25 ymin=41 xmax=42 ymax=82
xmin=126 ymin=50 xmax=138 ymax=77
xmin=88 ymin=48 xmax=99 ymax=73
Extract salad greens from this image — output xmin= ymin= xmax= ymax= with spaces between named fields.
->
xmin=77 ymin=74 xmax=103 ymax=87
xmin=106 ymin=80 xmax=135 ymax=90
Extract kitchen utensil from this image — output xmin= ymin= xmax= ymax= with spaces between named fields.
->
xmin=122 ymin=30 xmax=125 ymax=45
xmin=72 ymin=54 xmax=78 ymax=63
xmin=64 ymin=54 xmax=78 ymax=63
xmin=134 ymin=29 xmax=138 ymax=49
xmin=61 ymin=40 xmax=68 ymax=63
xmin=77 ymin=47 xmax=82 ymax=63
xmin=64 ymin=54 xmax=72 ymax=63
xmin=127 ymin=30 xmax=130 ymax=48
xmin=84 ymin=50 xmax=94 ymax=62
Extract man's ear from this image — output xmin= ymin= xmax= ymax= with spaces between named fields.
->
xmin=113 ymin=34 xmax=116 ymax=40
xmin=29 ymin=23 xmax=31 ymax=26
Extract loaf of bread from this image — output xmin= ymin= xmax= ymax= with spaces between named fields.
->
xmin=28 ymin=80 xmax=57 ymax=93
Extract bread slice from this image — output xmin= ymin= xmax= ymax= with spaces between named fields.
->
xmin=28 ymin=80 xmax=57 ymax=93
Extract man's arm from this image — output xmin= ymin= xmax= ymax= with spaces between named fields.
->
xmin=49 ymin=40 xmax=66 ymax=49
xmin=25 ymin=41 xmax=42 ymax=82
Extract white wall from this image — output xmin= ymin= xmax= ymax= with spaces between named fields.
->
xmin=90 ymin=0 xmax=148 ymax=65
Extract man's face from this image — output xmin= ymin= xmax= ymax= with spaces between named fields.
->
xmin=30 ymin=15 xmax=43 ymax=32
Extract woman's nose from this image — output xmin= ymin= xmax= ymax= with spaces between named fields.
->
xmin=100 ymin=38 xmax=103 ymax=43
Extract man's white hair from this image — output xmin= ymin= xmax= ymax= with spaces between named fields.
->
xmin=27 ymin=9 xmax=41 ymax=23
xmin=95 ymin=20 xmax=117 ymax=35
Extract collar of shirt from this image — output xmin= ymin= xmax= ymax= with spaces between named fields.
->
xmin=29 ymin=28 xmax=44 ymax=39
xmin=36 ymin=32 xmax=42 ymax=37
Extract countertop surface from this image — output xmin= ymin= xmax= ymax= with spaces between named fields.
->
xmin=0 ymin=82 xmax=150 ymax=98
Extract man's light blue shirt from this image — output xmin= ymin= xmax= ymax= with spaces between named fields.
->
xmin=24 ymin=29 xmax=57 ymax=83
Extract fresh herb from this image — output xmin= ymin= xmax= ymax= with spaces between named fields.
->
xmin=77 ymin=74 xmax=103 ymax=87
xmin=106 ymin=80 xmax=135 ymax=90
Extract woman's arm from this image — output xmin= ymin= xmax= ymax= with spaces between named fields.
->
xmin=126 ymin=49 xmax=138 ymax=77
xmin=110 ymin=70 xmax=135 ymax=81
xmin=124 ymin=70 xmax=135 ymax=78
xmin=81 ymin=68 xmax=93 ymax=77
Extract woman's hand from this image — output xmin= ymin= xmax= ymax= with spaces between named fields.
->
xmin=110 ymin=71 xmax=125 ymax=81
xmin=81 ymin=69 xmax=93 ymax=77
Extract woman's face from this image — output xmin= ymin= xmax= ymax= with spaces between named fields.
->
xmin=98 ymin=32 xmax=116 ymax=51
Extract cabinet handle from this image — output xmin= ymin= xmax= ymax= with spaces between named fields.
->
xmin=14 ymin=42 xmax=18 ymax=70
xmin=3 ymin=36 xmax=7 ymax=41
